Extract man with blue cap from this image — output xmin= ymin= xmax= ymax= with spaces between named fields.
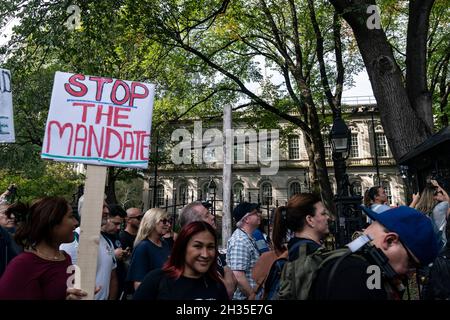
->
xmin=311 ymin=206 xmax=440 ymax=300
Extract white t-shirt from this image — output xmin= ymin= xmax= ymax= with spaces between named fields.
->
xmin=60 ymin=227 xmax=80 ymax=264
xmin=366 ymin=203 xmax=392 ymax=223
xmin=60 ymin=230 xmax=117 ymax=300
xmin=95 ymin=235 xmax=117 ymax=300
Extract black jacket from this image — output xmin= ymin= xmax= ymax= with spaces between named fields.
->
xmin=0 ymin=226 xmax=19 ymax=278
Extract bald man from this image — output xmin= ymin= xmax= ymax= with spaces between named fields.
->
xmin=119 ymin=208 xmax=143 ymax=253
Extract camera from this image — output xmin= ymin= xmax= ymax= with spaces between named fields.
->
xmin=7 ymin=184 xmax=16 ymax=192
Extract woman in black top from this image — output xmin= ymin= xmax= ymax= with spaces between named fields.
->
xmin=133 ymin=221 xmax=228 ymax=300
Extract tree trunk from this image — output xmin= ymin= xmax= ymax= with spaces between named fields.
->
xmin=304 ymin=134 xmax=318 ymax=190
xmin=105 ymin=167 xmax=118 ymax=205
xmin=405 ymin=0 xmax=435 ymax=131
xmin=305 ymin=107 xmax=336 ymax=216
xmin=329 ymin=0 xmax=433 ymax=159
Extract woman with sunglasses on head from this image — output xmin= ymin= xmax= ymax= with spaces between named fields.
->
xmin=414 ymin=181 xmax=449 ymax=251
xmin=134 ymin=221 xmax=228 ymax=300
xmin=126 ymin=208 xmax=171 ymax=290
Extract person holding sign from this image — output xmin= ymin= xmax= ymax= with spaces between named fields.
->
xmin=0 ymin=197 xmax=78 ymax=299
xmin=133 ymin=221 xmax=229 ymax=300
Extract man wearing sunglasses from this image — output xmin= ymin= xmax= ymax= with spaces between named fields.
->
xmin=311 ymin=206 xmax=439 ymax=300
xmin=120 ymin=207 xmax=143 ymax=255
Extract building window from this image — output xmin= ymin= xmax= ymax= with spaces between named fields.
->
xmin=288 ymin=136 xmax=299 ymax=160
xmin=350 ymin=133 xmax=359 ymax=158
xmin=382 ymin=181 xmax=392 ymax=204
xmin=352 ymin=181 xmax=362 ymax=196
xmin=324 ymin=138 xmax=332 ymax=159
xmin=204 ymin=148 xmax=216 ymax=162
xmin=261 ymin=182 xmax=273 ymax=205
xmin=375 ymin=133 xmax=388 ymax=157
xmin=178 ymin=184 xmax=188 ymax=204
xmin=233 ymin=182 xmax=244 ymax=203
xmin=289 ymin=182 xmax=301 ymax=198
xmin=234 ymin=143 xmax=245 ymax=163
xmin=156 ymin=185 xmax=165 ymax=207
xmin=266 ymin=139 xmax=271 ymax=158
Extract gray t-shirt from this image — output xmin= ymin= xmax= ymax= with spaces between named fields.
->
xmin=432 ymin=201 xmax=449 ymax=250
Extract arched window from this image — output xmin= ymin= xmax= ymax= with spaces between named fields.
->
xmin=156 ymin=185 xmax=165 ymax=207
xmin=233 ymin=182 xmax=244 ymax=203
xmin=202 ymin=179 xmax=216 ymax=201
xmin=382 ymin=181 xmax=392 ymax=203
xmin=178 ymin=183 xmax=188 ymax=204
xmin=261 ymin=182 xmax=273 ymax=205
xmin=289 ymin=182 xmax=301 ymax=198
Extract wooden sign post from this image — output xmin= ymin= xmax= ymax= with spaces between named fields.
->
xmin=76 ymin=165 xmax=107 ymax=299
xmin=42 ymin=72 xmax=155 ymax=299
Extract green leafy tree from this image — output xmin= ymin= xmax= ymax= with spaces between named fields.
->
xmin=329 ymin=0 xmax=449 ymax=159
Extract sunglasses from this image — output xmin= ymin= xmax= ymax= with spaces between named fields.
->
xmin=160 ymin=218 xmax=171 ymax=225
xmin=400 ymin=240 xmax=420 ymax=270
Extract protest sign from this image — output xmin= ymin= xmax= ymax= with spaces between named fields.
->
xmin=0 ymin=69 xmax=15 ymax=143
xmin=42 ymin=72 xmax=155 ymax=168
xmin=43 ymin=72 xmax=155 ymax=299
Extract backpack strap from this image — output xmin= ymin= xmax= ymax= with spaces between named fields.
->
xmin=288 ymin=238 xmax=317 ymax=259
xmin=324 ymin=249 xmax=353 ymax=299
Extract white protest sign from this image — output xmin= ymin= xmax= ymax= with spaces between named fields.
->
xmin=42 ymin=72 xmax=155 ymax=168
xmin=0 ymin=69 xmax=15 ymax=143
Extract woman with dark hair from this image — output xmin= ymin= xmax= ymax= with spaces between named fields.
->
xmin=133 ymin=221 xmax=228 ymax=300
xmin=0 ymin=197 xmax=78 ymax=300
xmin=272 ymin=193 xmax=329 ymax=260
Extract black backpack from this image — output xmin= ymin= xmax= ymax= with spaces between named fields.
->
xmin=422 ymin=250 xmax=450 ymax=300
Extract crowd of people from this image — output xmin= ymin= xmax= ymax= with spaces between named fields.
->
xmin=0 ymin=178 xmax=449 ymax=300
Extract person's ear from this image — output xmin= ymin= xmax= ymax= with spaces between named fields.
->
xmin=305 ymin=215 xmax=314 ymax=228
xmin=382 ymin=232 xmax=400 ymax=249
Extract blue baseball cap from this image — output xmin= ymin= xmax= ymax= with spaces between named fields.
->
xmin=361 ymin=205 xmax=439 ymax=266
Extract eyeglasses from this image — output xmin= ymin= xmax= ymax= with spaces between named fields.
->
xmin=400 ymin=240 xmax=420 ymax=270
xmin=108 ymin=219 xmax=122 ymax=226
xmin=160 ymin=218 xmax=171 ymax=225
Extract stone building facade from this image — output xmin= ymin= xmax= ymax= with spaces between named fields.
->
xmin=143 ymin=104 xmax=406 ymax=215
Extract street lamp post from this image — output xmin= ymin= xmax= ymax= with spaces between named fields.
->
xmin=207 ymin=177 xmax=216 ymax=216
xmin=370 ymin=108 xmax=381 ymax=185
xmin=330 ymin=116 xmax=365 ymax=248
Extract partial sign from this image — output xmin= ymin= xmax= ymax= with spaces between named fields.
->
xmin=42 ymin=72 xmax=155 ymax=168
xmin=0 ymin=69 xmax=15 ymax=143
